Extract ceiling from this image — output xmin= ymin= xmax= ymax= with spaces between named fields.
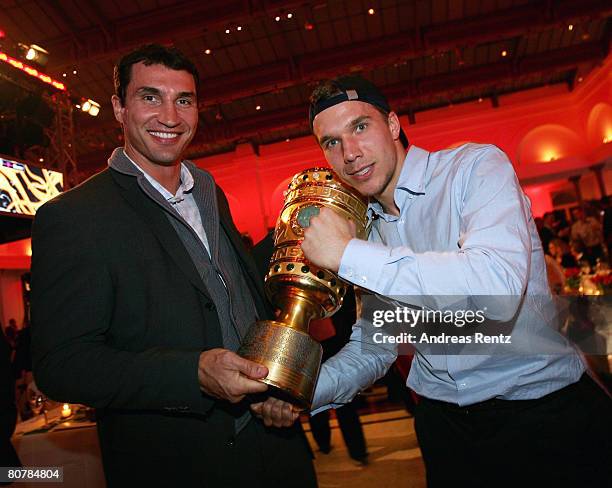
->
xmin=0 ymin=0 xmax=610 ymax=175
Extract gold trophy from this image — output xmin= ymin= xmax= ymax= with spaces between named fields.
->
xmin=239 ymin=168 xmax=369 ymax=408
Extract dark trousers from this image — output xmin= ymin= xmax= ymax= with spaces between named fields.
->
xmin=103 ymin=418 xmax=317 ymax=488
xmin=208 ymin=418 xmax=318 ymax=488
xmin=414 ymin=374 xmax=612 ymax=488
xmin=309 ymin=400 xmax=367 ymax=460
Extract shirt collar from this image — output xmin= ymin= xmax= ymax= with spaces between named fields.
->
xmin=368 ymin=145 xmax=429 ymax=219
xmin=395 ymin=145 xmax=429 ymax=195
xmin=118 ymin=149 xmax=194 ymax=204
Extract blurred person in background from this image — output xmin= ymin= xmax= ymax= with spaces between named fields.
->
xmin=308 ymin=289 xmax=368 ymax=465
xmin=549 ymin=238 xmax=578 ymax=269
xmin=571 ymin=206 xmax=604 ymax=266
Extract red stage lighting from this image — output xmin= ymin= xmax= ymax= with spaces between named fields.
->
xmin=0 ymin=50 xmax=65 ymax=91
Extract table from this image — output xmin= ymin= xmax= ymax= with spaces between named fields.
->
xmin=11 ymin=406 xmax=105 ymax=488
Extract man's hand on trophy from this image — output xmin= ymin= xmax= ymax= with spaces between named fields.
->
xmin=250 ymin=397 xmax=301 ymax=427
xmin=198 ymin=348 xmax=269 ymax=403
xmin=302 ymin=207 xmax=356 ymax=272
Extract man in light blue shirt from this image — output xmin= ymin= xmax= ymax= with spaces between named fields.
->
xmin=254 ymin=75 xmax=611 ymax=487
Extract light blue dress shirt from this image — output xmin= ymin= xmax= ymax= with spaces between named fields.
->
xmin=312 ymin=144 xmax=584 ymax=410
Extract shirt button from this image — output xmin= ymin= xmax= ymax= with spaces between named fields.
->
xmin=459 ymin=382 xmax=467 ymax=388
xmin=227 ymin=436 xmax=235 ymax=448
xmin=399 ymin=219 xmax=405 ymax=224
xmin=346 ymin=269 xmax=354 ymax=278
xmin=361 ymin=276 xmax=367 ymax=283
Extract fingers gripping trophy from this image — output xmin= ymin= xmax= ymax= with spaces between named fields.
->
xmin=239 ymin=168 xmax=369 ymax=408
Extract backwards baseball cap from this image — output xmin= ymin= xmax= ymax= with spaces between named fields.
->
xmin=309 ymin=75 xmax=408 ymax=148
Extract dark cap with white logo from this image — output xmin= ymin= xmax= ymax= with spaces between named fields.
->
xmin=309 ymin=75 xmax=408 ymax=148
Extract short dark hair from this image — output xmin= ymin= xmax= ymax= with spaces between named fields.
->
xmin=113 ymin=44 xmax=199 ymax=105
xmin=309 ymin=75 xmax=409 ymax=149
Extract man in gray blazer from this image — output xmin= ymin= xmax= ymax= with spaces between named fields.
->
xmin=31 ymin=44 xmax=316 ymax=487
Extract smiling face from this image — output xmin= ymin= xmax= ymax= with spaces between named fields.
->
xmin=312 ymin=101 xmax=405 ymax=210
xmin=111 ymin=62 xmax=198 ymax=172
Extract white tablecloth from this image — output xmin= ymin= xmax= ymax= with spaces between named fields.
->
xmin=11 ymin=406 xmax=105 ymax=488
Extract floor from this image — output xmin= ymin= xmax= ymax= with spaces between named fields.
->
xmin=303 ymin=407 xmax=427 ymax=488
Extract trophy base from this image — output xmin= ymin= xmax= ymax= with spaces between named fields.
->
xmin=238 ymin=320 xmax=322 ymax=409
